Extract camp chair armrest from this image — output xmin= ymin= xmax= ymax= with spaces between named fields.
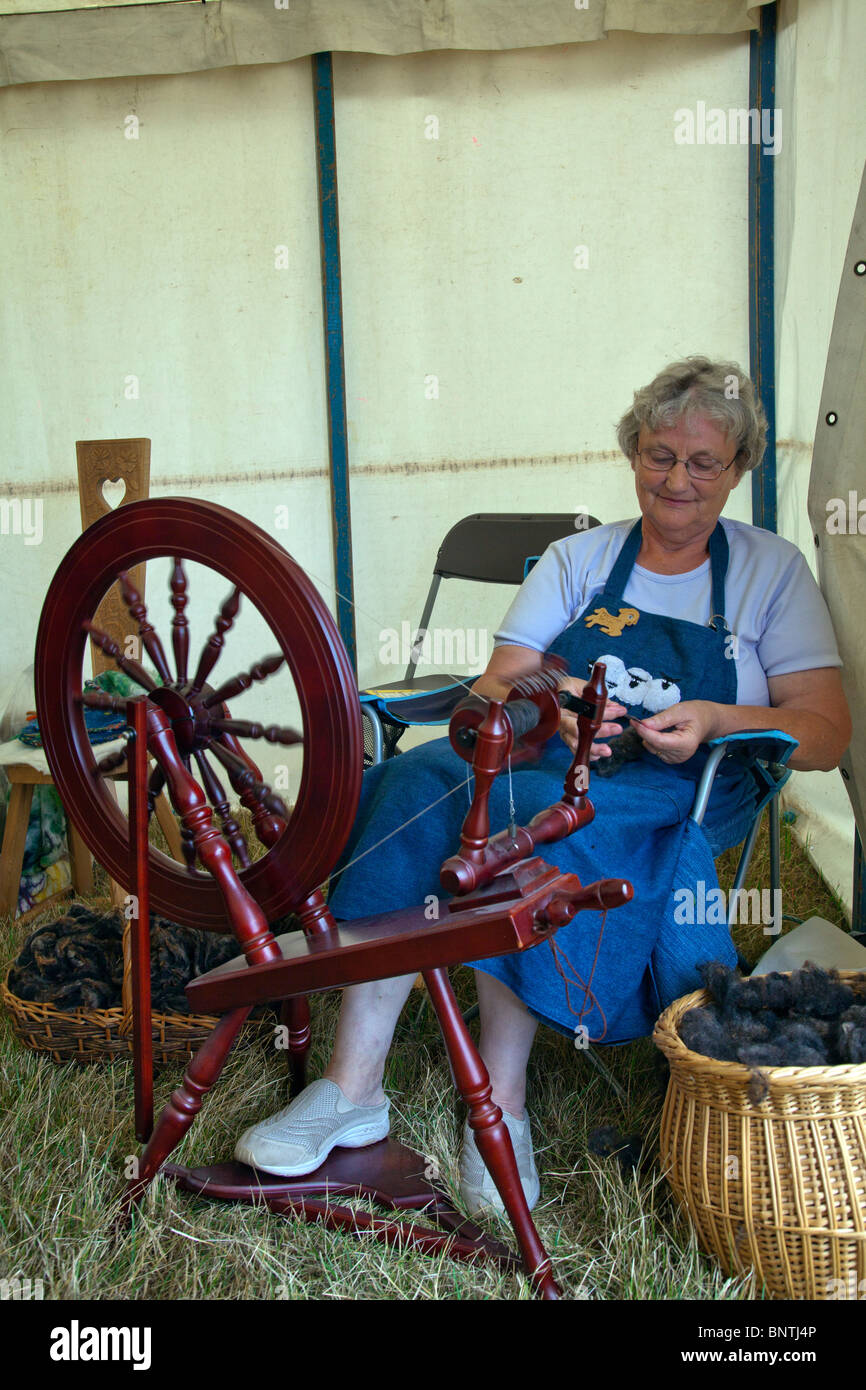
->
xmin=690 ymin=730 xmax=799 ymax=827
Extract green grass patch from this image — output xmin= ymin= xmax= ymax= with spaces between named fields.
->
xmin=0 ymin=811 xmax=851 ymax=1300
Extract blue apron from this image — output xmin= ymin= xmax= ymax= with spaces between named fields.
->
xmin=548 ymin=518 xmax=737 ymax=777
xmin=329 ymin=521 xmax=749 ymax=1042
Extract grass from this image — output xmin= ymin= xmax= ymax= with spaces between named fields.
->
xmin=0 ymin=811 xmax=852 ymax=1301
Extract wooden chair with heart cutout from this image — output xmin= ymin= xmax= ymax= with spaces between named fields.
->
xmin=0 ymin=439 xmax=183 ymax=922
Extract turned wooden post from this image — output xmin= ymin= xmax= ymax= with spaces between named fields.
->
xmin=562 ymin=662 xmax=607 ymax=805
xmin=144 ymin=704 xmax=281 ymax=967
xmin=280 ymin=890 xmax=338 ymax=1090
xmin=122 ymin=1005 xmax=252 ymax=1216
xmin=128 ymin=698 xmax=153 ymax=1143
xmin=280 ymin=997 xmax=312 ymax=1096
xmin=422 ymin=966 xmax=561 ymax=1301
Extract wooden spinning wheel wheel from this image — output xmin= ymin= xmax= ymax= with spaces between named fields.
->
xmin=34 ymin=497 xmax=364 ymax=931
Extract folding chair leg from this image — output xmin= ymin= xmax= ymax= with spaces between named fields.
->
xmin=362 ymin=707 xmax=384 ymax=766
xmin=576 ymin=1045 xmax=629 ymax=1104
xmin=769 ymin=795 xmax=781 ymax=901
xmin=731 ymin=808 xmax=764 ymax=897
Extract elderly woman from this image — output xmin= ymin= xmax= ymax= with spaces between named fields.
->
xmin=236 ymin=357 xmax=851 ymax=1213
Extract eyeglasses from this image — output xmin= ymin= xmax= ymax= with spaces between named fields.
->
xmin=635 ymin=447 xmax=738 ymax=481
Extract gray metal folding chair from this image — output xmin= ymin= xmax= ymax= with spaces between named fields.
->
xmin=359 ymin=512 xmax=599 ymax=765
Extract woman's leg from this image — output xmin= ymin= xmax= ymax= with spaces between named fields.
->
xmin=235 ymin=974 xmax=416 ymax=1174
xmin=322 ymin=972 xmax=417 ymax=1106
xmin=475 ymin=969 xmax=538 ymax=1115
xmin=456 ymin=969 xmax=540 ymax=1214
xmin=322 ymin=968 xmax=538 ymax=1114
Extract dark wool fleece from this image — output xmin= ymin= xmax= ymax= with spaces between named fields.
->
xmin=8 ymin=904 xmax=244 ymax=1014
xmin=677 ymin=961 xmax=866 ymax=1075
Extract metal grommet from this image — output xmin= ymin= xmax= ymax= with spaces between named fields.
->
xmin=855 ymin=261 xmax=866 ymax=276
xmin=825 ymin=411 xmax=838 ymax=426
xmin=841 ymin=767 xmax=850 ymax=781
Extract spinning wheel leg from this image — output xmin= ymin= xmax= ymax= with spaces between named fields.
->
xmin=280 ymin=996 xmax=311 ymax=1096
xmin=422 ymin=967 xmax=562 ymax=1300
xmin=121 ymin=1004 xmax=252 ymax=1219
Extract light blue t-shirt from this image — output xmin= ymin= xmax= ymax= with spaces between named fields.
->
xmin=494 ymin=517 xmax=841 ymax=708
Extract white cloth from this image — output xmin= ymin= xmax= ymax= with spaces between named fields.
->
xmin=494 ymin=517 xmax=842 ymax=708
xmin=752 ymin=916 xmax=866 ymax=974
xmin=0 ymin=2 xmax=778 ymax=89
xmin=0 ymin=735 xmax=127 ymax=773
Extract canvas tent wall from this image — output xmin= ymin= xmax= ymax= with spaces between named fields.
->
xmin=0 ymin=0 xmax=862 ymax=913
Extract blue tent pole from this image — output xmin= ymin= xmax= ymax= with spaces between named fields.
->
xmin=748 ymin=3 xmax=778 ymax=533
xmin=312 ymin=51 xmax=358 ymax=675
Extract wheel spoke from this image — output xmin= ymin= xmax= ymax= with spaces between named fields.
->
xmin=189 ymin=587 xmax=242 ymax=695
xmin=203 ymin=653 xmax=285 ymax=709
xmin=169 ymin=752 xmax=199 ymax=873
xmin=94 ymin=737 xmax=131 ymax=775
xmin=208 ymin=740 xmax=288 ymax=849
xmin=209 ymin=741 xmax=289 ymax=819
xmin=147 ymin=762 xmax=166 ymax=818
xmin=84 ymin=620 xmax=157 ymax=692
xmin=193 ymin=750 xmax=251 ymax=868
xmin=170 ymin=557 xmax=190 ymax=684
xmin=209 ymin=717 xmax=302 ymax=747
xmin=179 ymin=821 xmax=198 ymax=873
xmin=118 ymin=572 xmax=173 ymax=685
xmin=78 ymin=690 xmax=128 ymax=714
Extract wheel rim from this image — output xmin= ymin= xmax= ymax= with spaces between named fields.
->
xmin=35 ymin=497 xmax=363 ymax=930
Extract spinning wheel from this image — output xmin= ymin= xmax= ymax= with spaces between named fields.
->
xmin=34 ymin=498 xmax=363 ymax=930
xmin=34 ymin=496 xmax=634 ymax=1301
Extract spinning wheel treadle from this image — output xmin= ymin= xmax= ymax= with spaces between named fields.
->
xmin=34 ymin=497 xmax=363 ymax=929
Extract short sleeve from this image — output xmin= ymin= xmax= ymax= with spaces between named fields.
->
xmin=493 ymin=540 xmax=586 ymax=652
xmin=756 ymin=549 xmax=842 ymax=677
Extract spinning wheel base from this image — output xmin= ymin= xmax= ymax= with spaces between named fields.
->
xmin=164 ymin=1141 xmax=518 ymax=1268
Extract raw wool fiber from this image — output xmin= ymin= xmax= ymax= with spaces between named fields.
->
xmin=7 ymin=903 xmax=242 ymax=1014
xmin=592 ymin=726 xmax=645 ymax=778
xmin=679 ymin=962 xmax=866 ymax=1086
xmin=586 ymin=1124 xmax=645 ymax=1174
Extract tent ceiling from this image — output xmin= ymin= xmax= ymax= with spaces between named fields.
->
xmin=0 ymin=0 xmax=776 ymax=88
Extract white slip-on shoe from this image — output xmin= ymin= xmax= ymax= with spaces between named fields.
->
xmin=234 ymin=1078 xmax=391 ymax=1177
xmin=458 ymin=1108 xmax=540 ymax=1215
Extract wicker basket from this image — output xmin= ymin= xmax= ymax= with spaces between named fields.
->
xmin=654 ymin=977 xmax=866 ymax=1301
xmin=2 ymin=918 xmax=271 ymax=1066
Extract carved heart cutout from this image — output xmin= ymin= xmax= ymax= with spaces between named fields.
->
xmin=101 ymin=477 xmax=127 ymax=510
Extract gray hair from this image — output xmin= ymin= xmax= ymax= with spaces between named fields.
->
xmin=616 ymin=356 xmax=767 ymax=473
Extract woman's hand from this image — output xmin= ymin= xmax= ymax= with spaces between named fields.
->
xmin=629 ymin=700 xmax=717 ymax=763
xmin=558 ymin=676 xmax=628 ymax=759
